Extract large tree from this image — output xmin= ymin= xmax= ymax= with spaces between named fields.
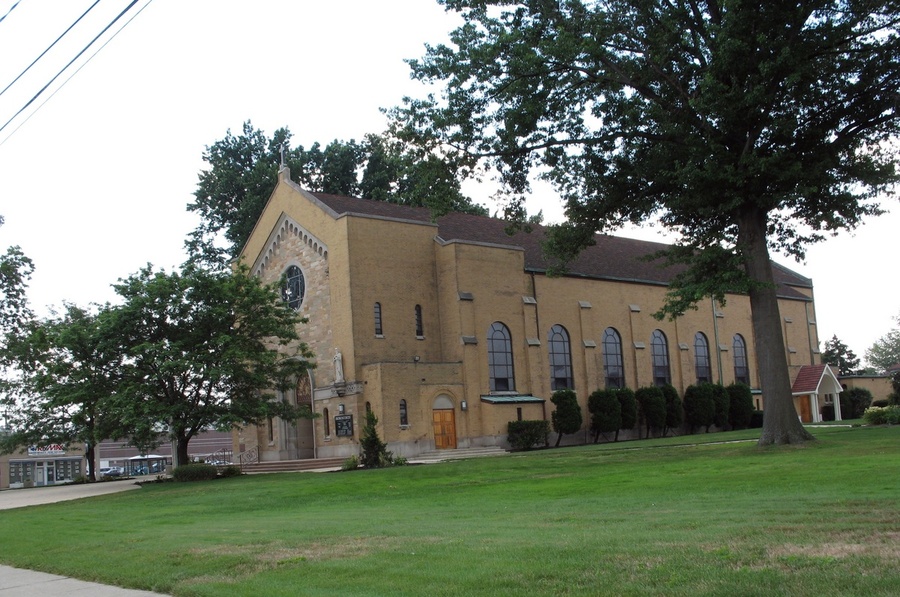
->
xmin=821 ymin=334 xmax=861 ymax=376
xmin=108 ymin=262 xmax=316 ymax=465
xmin=865 ymin=313 xmax=900 ymax=372
xmin=0 ymin=215 xmax=33 ymax=346
xmin=187 ymin=121 xmax=486 ymax=262
xmin=396 ymin=0 xmax=900 ymax=445
xmin=0 ymin=304 xmax=124 ymax=481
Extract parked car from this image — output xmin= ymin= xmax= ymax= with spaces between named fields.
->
xmin=98 ymin=467 xmax=122 ymax=477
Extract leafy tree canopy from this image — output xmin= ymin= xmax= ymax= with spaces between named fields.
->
xmin=865 ymin=313 xmax=900 ymax=372
xmin=187 ymin=121 xmax=487 ymax=262
xmin=396 ymin=0 xmax=900 ymax=445
xmin=0 ymin=304 xmax=124 ymax=481
xmin=0 ymin=215 xmax=34 ymax=344
xmin=108 ymin=261 xmax=316 ymax=465
xmin=821 ymin=334 xmax=862 ymax=376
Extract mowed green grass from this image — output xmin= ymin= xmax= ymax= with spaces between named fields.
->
xmin=0 ymin=426 xmax=897 ymax=596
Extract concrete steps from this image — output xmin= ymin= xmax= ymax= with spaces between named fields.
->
xmin=239 ymin=456 xmax=346 ymax=474
xmin=410 ymin=446 xmax=508 ymax=463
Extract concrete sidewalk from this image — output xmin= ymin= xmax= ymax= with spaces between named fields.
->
xmin=0 ymin=482 xmax=169 ymax=595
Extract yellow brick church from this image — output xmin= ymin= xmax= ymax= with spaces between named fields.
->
xmin=233 ymin=168 xmax=833 ymax=464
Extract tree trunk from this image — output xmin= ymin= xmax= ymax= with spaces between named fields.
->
xmin=175 ymin=434 xmax=191 ymax=467
xmin=737 ymin=207 xmax=815 ymax=445
xmin=85 ymin=442 xmax=96 ymax=482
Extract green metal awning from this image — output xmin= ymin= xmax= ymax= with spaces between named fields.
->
xmin=480 ymin=395 xmax=545 ymax=404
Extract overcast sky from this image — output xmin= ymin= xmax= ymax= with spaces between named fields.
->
xmin=1 ymin=0 xmax=897 ymax=364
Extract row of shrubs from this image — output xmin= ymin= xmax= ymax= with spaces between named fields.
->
xmin=863 ymin=405 xmax=900 ymax=425
xmin=171 ymin=463 xmax=241 ymax=482
xmin=509 ymin=382 xmax=756 ymax=450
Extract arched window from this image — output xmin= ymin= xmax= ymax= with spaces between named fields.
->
xmin=695 ymin=332 xmax=711 ymax=383
xmin=651 ymin=330 xmax=671 ymax=387
xmin=548 ymin=324 xmax=573 ymax=390
xmin=488 ymin=322 xmax=515 ymax=392
xmin=399 ymin=399 xmax=409 ymax=426
xmin=281 ymin=265 xmax=305 ymax=310
xmin=323 ymin=407 xmax=330 ymax=437
xmin=374 ymin=302 xmax=383 ymax=336
xmin=733 ymin=334 xmax=750 ymax=385
xmin=415 ymin=304 xmax=424 ymax=337
xmin=365 ymin=401 xmax=371 ymax=414
xmin=603 ymin=327 xmax=624 ymax=389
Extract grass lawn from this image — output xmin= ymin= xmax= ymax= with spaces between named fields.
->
xmin=1 ymin=425 xmax=897 ymax=596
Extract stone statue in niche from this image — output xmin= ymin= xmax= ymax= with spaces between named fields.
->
xmin=333 ymin=348 xmax=344 ymax=384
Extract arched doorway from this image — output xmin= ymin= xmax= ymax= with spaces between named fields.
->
xmin=293 ymin=373 xmax=315 ymax=459
xmin=432 ymin=394 xmax=457 ymax=450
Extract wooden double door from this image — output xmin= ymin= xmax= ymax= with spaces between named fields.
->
xmin=432 ymin=409 xmax=457 ymax=449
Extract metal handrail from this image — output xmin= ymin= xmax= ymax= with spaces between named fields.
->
xmin=238 ymin=445 xmax=260 ymax=469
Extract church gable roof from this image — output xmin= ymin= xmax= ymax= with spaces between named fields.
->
xmin=308 ymin=192 xmax=811 ymax=300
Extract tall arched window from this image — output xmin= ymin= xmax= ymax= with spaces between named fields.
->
xmin=488 ymin=322 xmax=515 ymax=392
xmin=733 ymin=334 xmax=750 ymax=385
xmin=323 ymin=407 xmax=330 ymax=437
xmin=694 ymin=332 xmax=711 ymax=383
xmin=651 ymin=330 xmax=671 ymax=387
xmin=374 ymin=302 xmax=383 ymax=336
xmin=548 ymin=324 xmax=573 ymax=390
xmin=603 ymin=327 xmax=624 ymax=389
xmin=399 ymin=399 xmax=409 ymax=426
xmin=415 ymin=304 xmax=424 ymax=337
xmin=281 ymin=265 xmax=305 ymax=310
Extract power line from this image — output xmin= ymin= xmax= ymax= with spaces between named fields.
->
xmin=0 ymin=1 xmax=23 ymax=26
xmin=0 ymin=0 xmax=103 ymax=100
xmin=0 ymin=0 xmax=141 ymax=137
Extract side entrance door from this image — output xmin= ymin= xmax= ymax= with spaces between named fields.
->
xmin=432 ymin=409 xmax=457 ymax=449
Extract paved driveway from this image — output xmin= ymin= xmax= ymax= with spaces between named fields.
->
xmin=0 ymin=480 xmax=141 ymax=510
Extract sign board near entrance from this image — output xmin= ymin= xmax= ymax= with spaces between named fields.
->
xmin=334 ymin=415 xmax=353 ymax=437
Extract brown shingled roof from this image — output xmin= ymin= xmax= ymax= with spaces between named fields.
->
xmin=308 ymin=192 xmax=812 ymax=300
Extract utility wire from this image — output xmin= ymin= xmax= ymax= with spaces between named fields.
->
xmin=0 ymin=1 xmax=23 ymax=26
xmin=0 ymin=0 xmax=153 ymax=148
xmin=0 ymin=0 xmax=103 ymax=100
xmin=0 ymin=0 xmax=140 ymax=137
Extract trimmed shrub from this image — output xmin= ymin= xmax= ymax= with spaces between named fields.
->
xmin=360 ymin=410 xmax=393 ymax=468
xmin=711 ymin=383 xmax=730 ymax=430
xmin=507 ymin=420 xmax=550 ymax=450
xmin=727 ymin=383 xmax=754 ymax=429
xmin=683 ymin=383 xmax=716 ymax=433
xmin=172 ymin=463 xmax=218 ymax=482
xmin=613 ymin=387 xmax=638 ymax=441
xmin=840 ymin=387 xmax=873 ymax=419
xmin=863 ymin=405 xmax=900 ymax=425
xmin=661 ymin=384 xmax=683 ymax=436
xmin=341 ymin=455 xmax=360 ymax=471
xmin=588 ymin=389 xmax=621 ymax=443
xmin=635 ymin=386 xmax=667 ymax=438
xmin=219 ymin=465 xmax=242 ymax=478
xmin=872 ymin=399 xmax=890 ymax=408
xmin=551 ymin=389 xmax=583 ymax=447
xmin=749 ymin=410 xmax=764 ymax=428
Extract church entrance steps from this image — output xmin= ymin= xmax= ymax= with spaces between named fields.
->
xmin=239 ymin=456 xmax=346 ymax=474
xmin=410 ymin=446 xmax=508 ymax=463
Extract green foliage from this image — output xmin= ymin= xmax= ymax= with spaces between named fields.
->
xmin=187 ymin=122 xmax=485 ymax=261
xmin=684 ymin=384 xmax=717 ymax=433
xmin=219 ymin=465 xmax=242 ymax=478
xmin=866 ymin=314 xmax=900 ymax=373
xmin=840 ymin=388 xmax=874 ymax=420
xmin=588 ymin=389 xmax=621 ymax=443
xmin=711 ymin=384 xmax=730 ymax=430
xmin=822 ymin=335 xmax=861 ymax=376
xmin=891 ymin=372 xmax=900 ymax=406
xmin=635 ymin=387 xmax=667 ymax=438
xmin=863 ymin=406 xmax=900 ymax=426
xmin=727 ymin=383 xmax=754 ymax=430
xmin=661 ymin=384 xmax=683 ymax=435
xmin=341 ymin=455 xmax=360 ymax=471
xmin=507 ymin=420 xmax=549 ymax=451
xmin=0 ymin=304 xmax=124 ymax=480
xmin=360 ymin=410 xmax=393 ymax=468
xmin=172 ymin=463 xmax=218 ymax=482
xmin=550 ymin=389 xmax=582 ymax=447
xmin=613 ymin=387 xmax=638 ymax=441
xmin=107 ymin=261 xmax=316 ymax=465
